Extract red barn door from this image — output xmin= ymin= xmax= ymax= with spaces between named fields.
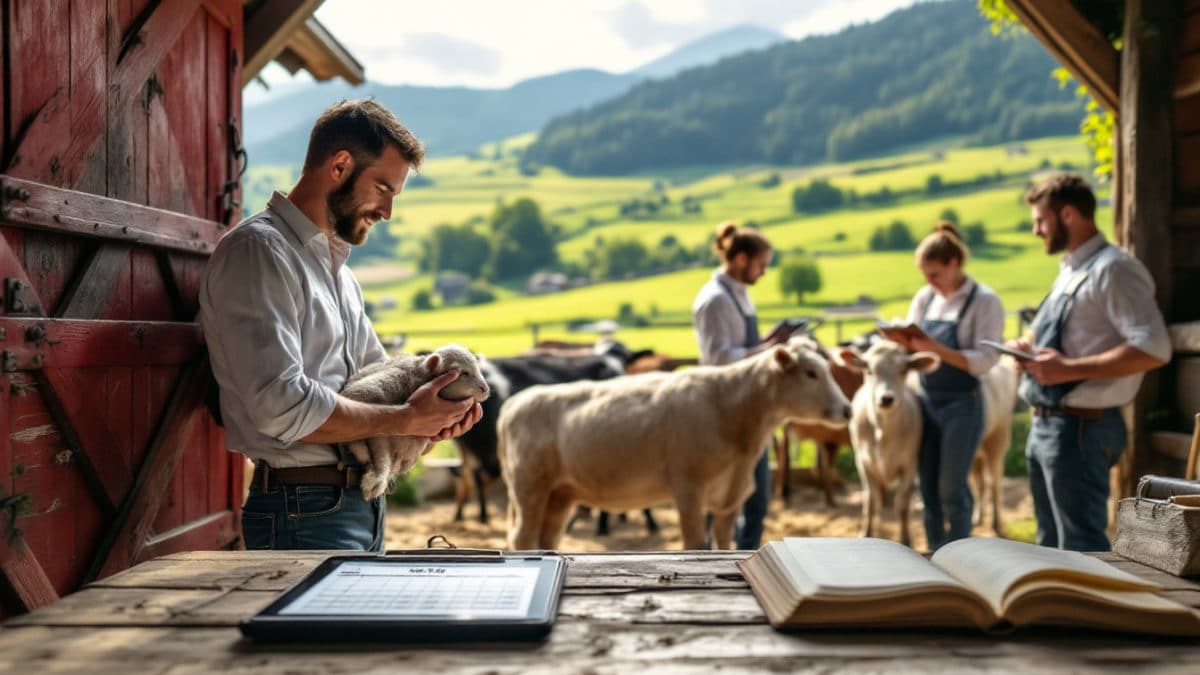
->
xmin=0 ymin=0 xmax=245 ymax=616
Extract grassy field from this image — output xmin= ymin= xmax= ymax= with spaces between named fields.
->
xmin=243 ymin=135 xmax=1105 ymax=358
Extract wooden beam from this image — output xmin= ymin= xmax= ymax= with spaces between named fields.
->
xmin=0 ymin=229 xmax=46 ymax=318
xmin=0 ymin=527 xmax=59 ymax=614
xmin=86 ymin=358 xmax=209 ymax=582
xmin=1005 ymin=0 xmax=1120 ymax=112
xmin=1120 ymin=0 xmax=1182 ymax=498
xmin=277 ymin=17 xmax=365 ymax=84
xmin=0 ymin=176 xmax=222 ymax=254
xmin=0 ymin=318 xmax=202 ymax=369
xmin=5 ymin=0 xmax=203 ymax=187
xmin=242 ymin=0 xmax=323 ymax=85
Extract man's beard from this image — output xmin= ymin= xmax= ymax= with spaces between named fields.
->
xmin=1045 ymin=213 xmax=1068 ymax=254
xmin=327 ymin=167 xmax=373 ymax=245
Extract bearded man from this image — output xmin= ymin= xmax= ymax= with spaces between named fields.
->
xmin=200 ymin=100 xmax=481 ymax=551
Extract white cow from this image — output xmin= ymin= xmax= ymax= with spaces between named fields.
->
xmin=499 ymin=339 xmax=852 ymax=550
xmin=838 ymin=342 xmax=940 ymax=547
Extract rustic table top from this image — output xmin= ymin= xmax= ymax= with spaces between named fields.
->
xmin=1 ymin=549 xmax=1199 ymax=673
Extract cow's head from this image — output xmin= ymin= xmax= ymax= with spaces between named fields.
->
xmin=837 ymin=342 xmax=939 ymax=416
xmin=767 ymin=340 xmax=853 ymax=426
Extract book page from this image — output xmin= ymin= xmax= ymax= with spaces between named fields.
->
xmin=931 ymin=538 xmax=1159 ymax=613
xmin=780 ymin=537 xmax=966 ymax=597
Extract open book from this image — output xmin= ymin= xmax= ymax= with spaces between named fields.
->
xmin=738 ymin=537 xmax=1200 ymax=636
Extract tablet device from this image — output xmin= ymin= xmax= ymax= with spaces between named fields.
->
xmin=771 ymin=317 xmax=809 ymax=335
xmin=980 ymin=340 xmax=1037 ymax=361
xmin=239 ymin=554 xmax=567 ymax=643
xmin=875 ymin=321 xmax=926 ymax=340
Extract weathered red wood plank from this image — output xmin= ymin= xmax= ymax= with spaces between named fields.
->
xmin=138 ymin=510 xmax=238 ymax=564
xmin=107 ymin=0 xmax=150 ymax=206
xmin=70 ymin=0 xmax=110 ymax=195
xmin=54 ymin=244 xmax=132 ymax=319
xmin=20 ymin=230 xmax=85 ymax=337
xmin=6 ymin=2 xmax=70 ymax=185
xmin=38 ymin=367 xmax=135 ymax=516
xmin=90 ymin=359 xmax=208 ymax=581
xmin=0 ymin=319 xmax=201 ymax=369
xmin=150 ymin=11 xmax=207 ymax=218
xmin=6 ymin=0 xmax=204 ymax=187
xmin=0 ymin=176 xmax=222 ymax=254
xmin=130 ymin=249 xmax=173 ymax=322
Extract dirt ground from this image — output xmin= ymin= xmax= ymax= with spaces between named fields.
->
xmin=384 ymin=470 xmax=1037 ymax=554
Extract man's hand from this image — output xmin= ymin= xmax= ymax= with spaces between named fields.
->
xmin=1023 ymin=347 xmax=1079 ymax=385
xmin=1007 ymin=337 xmax=1034 ymax=353
xmin=397 ymin=370 xmax=476 ymax=438
xmin=907 ymin=335 xmax=939 ymax=354
xmin=426 ymin=403 xmax=483 ymax=443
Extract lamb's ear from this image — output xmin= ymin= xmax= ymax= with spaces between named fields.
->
xmin=423 ymin=353 xmax=441 ymax=371
xmin=907 ymin=351 xmax=941 ymax=373
xmin=837 ymin=347 xmax=866 ymax=372
xmin=773 ymin=345 xmax=797 ymax=371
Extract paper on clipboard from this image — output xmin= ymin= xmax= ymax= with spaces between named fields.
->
xmin=278 ymin=560 xmax=540 ymax=618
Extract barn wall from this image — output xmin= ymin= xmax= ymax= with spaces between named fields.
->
xmin=1174 ymin=2 xmax=1200 ymax=322
xmin=0 ymin=0 xmax=244 ymax=617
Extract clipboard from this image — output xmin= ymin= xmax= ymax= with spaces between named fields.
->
xmin=875 ymin=321 xmax=927 ymax=341
xmin=239 ymin=549 xmax=567 ymax=643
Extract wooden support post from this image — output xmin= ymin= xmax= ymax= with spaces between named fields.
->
xmin=1119 ymin=0 xmax=1182 ymax=498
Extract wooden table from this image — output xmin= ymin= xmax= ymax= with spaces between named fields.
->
xmin=2 ymin=550 xmax=1199 ymax=673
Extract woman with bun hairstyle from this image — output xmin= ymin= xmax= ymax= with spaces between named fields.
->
xmin=900 ymin=221 xmax=1005 ymax=550
xmin=692 ymin=222 xmax=798 ymax=549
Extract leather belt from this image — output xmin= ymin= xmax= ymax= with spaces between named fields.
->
xmin=1032 ymin=406 xmax=1107 ymax=419
xmin=252 ymin=462 xmax=365 ymax=490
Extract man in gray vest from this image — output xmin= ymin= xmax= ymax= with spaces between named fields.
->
xmin=1007 ymin=173 xmax=1169 ymax=551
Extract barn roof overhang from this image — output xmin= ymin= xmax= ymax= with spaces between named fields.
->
xmin=242 ymin=0 xmax=364 ymax=87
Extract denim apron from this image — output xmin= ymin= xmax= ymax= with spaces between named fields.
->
xmin=716 ymin=279 xmax=768 ymax=550
xmin=1019 ymin=244 xmax=1109 ymax=409
xmin=917 ymin=281 xmax=985 ymax=550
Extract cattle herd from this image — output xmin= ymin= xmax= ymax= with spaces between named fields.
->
xmin=406 ymin=331 xmax=1020 ymax=552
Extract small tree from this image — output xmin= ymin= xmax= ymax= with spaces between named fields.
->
xmin=939 ymin=208 xmax=960 ymax=224
xmin=925 ymin=173 xmax=944 ymax=195
xmin=962 ymin=222 xmax=988 ymax=248
xmin=410 ymin=289 xmax=433 ymax=311
xmin=779 ymin=257 xmax=822 ymax=305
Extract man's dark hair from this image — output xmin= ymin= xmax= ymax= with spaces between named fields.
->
xmin=1024 ymin=172 xmax=1096 ymax=220
xmin=303 ymin=98 xmax=424 ymax=171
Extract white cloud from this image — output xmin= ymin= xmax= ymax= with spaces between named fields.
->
xmin=256 ymin=0 xmax=917 ymax=90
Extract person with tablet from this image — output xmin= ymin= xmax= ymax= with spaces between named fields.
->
xmin=1008 ymin=174 xmax=1169 ymax=552
xmin=200 ymin=101 xmax=482 ymax=551
xmin=893 ymin=222 xmax=1005 ymax=551
xmin=692 ymin=222 xmax=797 ymax=549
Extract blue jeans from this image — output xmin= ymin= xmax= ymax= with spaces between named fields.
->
xmin=1026 ymin=408 xmax=1125 ymax=552
xmin=919 ymin=390 xmax=985 ymax=551
xmin=241 ymin=482 xmax=386 ymax=551
xmin=735 ymin=448 xmax=771 ymax=550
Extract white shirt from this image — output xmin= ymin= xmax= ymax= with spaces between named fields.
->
xmin=905 ymin=277 xmax=1006 ymax=376
xmin=693 ymin=270 xmax=756 ymax=366
xmin=1042 ymin=233 xmax=1170 ymax=408
xmin=200 ymin=192 xmax=386 ymax=468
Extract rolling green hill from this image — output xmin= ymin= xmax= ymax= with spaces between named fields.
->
xmin=523 ymin=0 xmax=1082 ymax=175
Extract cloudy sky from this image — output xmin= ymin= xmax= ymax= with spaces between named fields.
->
xmin=249 ymin=0 xmax=920 ymax=98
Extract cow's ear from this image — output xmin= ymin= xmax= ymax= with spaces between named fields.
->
xmin=773 ymin=346 xmax=797 ymax=371
xmin=424 ymin=353 xmax=441 ymax=371
xmin=907 ymin=351 xmax=941 ymax=373
xmin=836 ymin=347 xmax=866 ymax=372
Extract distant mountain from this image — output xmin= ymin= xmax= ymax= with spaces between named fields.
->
xmin=244 ymin=25 xmax=793 ymax=166
xmin=523 ymin=0 xmax=1084 ymax=175
xmin=632 ymin=25 xmax=786 ymax=79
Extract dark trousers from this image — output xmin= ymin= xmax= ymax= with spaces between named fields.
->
xmin=241 ymin=482 xmax=386 ymax=551
xmin=1026 ymin=408 xmax=1125 ymax=552
xmin=736 ymin=448 xmax=771 ymax=550
xmin=919 ymin=390 xmax=985 ymax=551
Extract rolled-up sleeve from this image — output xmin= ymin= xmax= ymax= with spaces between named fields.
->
xmin=1099 ymin=259 xmax=1171 ymax=362
xmin=962 ymin=292 xmax=1005 ymax=376
xmin=694 ymin=296 xmax=747 ymax=366
xmin=201 ymin=235 xmax=336 ymax=444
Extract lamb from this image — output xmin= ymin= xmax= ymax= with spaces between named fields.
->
xmin=340 ymin=344 xmax=490 ymax=499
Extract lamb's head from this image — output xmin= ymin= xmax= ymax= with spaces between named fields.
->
xmin=837 ymin=341 xmax=938 ymax=415
xmin=765 ymin=341 xmax=852 ymax=426
xmin=424 ymin=343 xmax=490 ymax=402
